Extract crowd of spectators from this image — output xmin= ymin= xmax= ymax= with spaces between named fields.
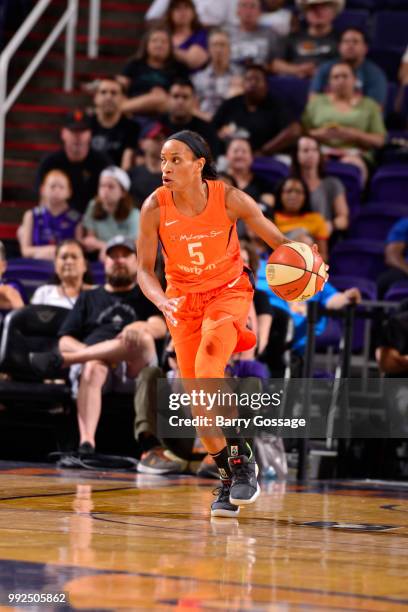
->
xmin=1 ymin=0 xmax=407 ymax=475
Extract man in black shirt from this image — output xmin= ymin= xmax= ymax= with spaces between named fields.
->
xmin=35 ymin=111 xmax=110 ymax=214
xmin=31 ymin=236 xmax=166 ymax=452
xmin=89 ymin=77 xmax=140 ymax=168
xmin=160 ymin=78 xmax=220 ymax=157
xmin=213 ymin=64 xmax=301 ymax=155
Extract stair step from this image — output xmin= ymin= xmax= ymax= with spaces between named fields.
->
xmin=3 ymin=181 xmax=36 ymax=201
xmin=8 ymin=103 xmax=80 ymax=125
xmin=52 ymin=0 xmax=148 ymax=12
xmin=4 ymin=161 xmax=36 ymax=186
xmin=6 ymin=128 xmax=58 ymax=145
xmin=23 ymin=31 xmax=139 ymax=57
xmin=14 ymin=50 xmax=127 ymax=75
xmin=19 ymin=87 xmax=89 ymax=107
xmin=0 ymin=207 xmax=26 ymax=223
xmin=38 ymin=16 xmax=145 ymax=33
xmin=0 ymin=223 xmax=19 ymax=240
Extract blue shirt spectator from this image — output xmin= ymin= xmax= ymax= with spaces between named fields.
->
xmin=310 ymin=29 xmax=387 ymax=107
xmin=386 ymin=218 xmax=408 ymax=261
xmin=378 ymin=218 xmax=408 ymax=298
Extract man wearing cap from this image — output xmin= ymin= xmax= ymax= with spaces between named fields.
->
xmin=36 ymin=110 xmax=111 ymax=214
xmin=30 ymin=236 xmax=166 ymax=454
xmin=273 ymin=0 xmax=343 ymax=79
xmin=89 ymin=77 xmax=140 ymax=169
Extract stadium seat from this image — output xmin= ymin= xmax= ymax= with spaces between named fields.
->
xmin=268 ymin=76 xmax=309 ymax=119
xmin=0 ymin=304 xmax=70 ymax=381
xmin=345 ymin=0 xmax=376 ymax=9
xmin=349 ymin=203 xmax=408 ymax=241
xmin=327 ymin=275 xmax=377 ymax=353
xmin=252 ymin=156 xmax=289 ymax=190
xmin=4 ymin=258 xmax=54 ymax=299
xmin=370 ymin=164 xmax=408 ymax=202
xmin=0 ymin=304 xmax=74 ymax=454
xmin=329 ymin=276 xmax=377 ymax=300
xmin=325 ymin=161 xmax=363 ymax=219
xmin=384 ymin=280 xmax=408 ymax=302
xmin=334 ymin=9 xmax=370 ymax=34
xmin=367 ymin=47 xmax=402 ymax=82
xmin=90 ymin=261 xmax=105 ymax=285
xmin=372 ymin=11 xmax=408 ymax=51
xmin=329 ymin=240 xmax=386 ymax=281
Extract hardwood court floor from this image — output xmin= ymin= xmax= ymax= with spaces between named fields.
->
xmin=0 ymin=463 xmax=407 ymax=611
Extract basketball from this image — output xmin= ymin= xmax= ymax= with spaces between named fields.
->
xmin=265 ymin=242 xmax=326 ymax=302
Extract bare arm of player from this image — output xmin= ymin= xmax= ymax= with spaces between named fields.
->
xmin=225 ymin=186 xmax=291 ymax=250
xmin=137 ymin=194 xmax=185 ymax=327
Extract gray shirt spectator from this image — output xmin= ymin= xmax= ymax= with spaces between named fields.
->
xmin=192 ymin=29 xmax=243 ymax=119
xmin=228 ymin=0 xmax=282 ymax=68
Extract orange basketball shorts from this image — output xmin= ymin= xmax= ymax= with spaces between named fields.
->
xmin=166 ymin=272 xmax=256 ymax=379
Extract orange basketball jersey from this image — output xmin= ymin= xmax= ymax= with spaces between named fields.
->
xmin=156 ymin=180 xmax=243 ymax=293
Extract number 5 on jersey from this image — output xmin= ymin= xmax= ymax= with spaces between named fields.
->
xmin=188 ymin=242 xmax=205 ymax=265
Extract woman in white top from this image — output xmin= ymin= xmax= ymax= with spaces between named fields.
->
xmin=31 ymin=239 xmax=93 ymax=309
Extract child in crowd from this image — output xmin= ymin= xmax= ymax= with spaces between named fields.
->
xmin=18 ymin=170 xmax=81 ymax=260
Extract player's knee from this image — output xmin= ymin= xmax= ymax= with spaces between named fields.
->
xmin=195 ymin=334 xmax=226 ymax=378
xmin=82 ymin=361 xmax=107 ymax=386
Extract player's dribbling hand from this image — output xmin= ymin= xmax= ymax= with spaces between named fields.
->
xmin=160 ymin=296 xmax=186 ymax=327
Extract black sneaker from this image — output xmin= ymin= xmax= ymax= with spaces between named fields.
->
xmin=211 ymin=480 xmax=240 ymax=518
xmin=29 ymin=351 xmax=64 ymax=378
xmin=228 ymin=452 xmax=260 ymax=506
xmin=78 ymin=442 xmax=95 ymax=456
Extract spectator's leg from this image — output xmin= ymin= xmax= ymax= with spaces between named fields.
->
xmin=77 ymin=360 xmax=109 ymax=447
xmin=134 ymin=366 xmax=163 ymax=444
xmin=377 ymin=267 xmax=408 ymax=299
xmin=61 ymin=334 xmax=155 ymax=368
xmin=341 ymin=155 xmax=368 ymax=185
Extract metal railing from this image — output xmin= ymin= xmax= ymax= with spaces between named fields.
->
xmin=87 ymin=0 xmax=100 ymax=58
xmin=0 ymin=0 xmax=79 ymax=201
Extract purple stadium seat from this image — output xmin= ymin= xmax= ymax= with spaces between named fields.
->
xmin=370 ymin=165 xmax=408 ymax=203
xmin=315 ymin=317 xmax=342 ymax=352
xmin=90 ymin=261 xmax=105 ymax=285
xmin=372 ymin=11 xmax=408 ymax=51
xmin=328 ymin=275 xmax=377 ymax=352
xmin=4 ymin=258 xmax=54 ymax=299
xmin=346 ymin=0 xmax=375 ymax=8
xmin=367 ymin=47 xmax=401 ymax=82
xmin=349 ymin=203 xmax=407 ymax=241
xmin=252 ymin=156 xmax=289 ymax=190
xmin=329 ymin=240 xmax=386 ymax=281
xmin=384 ymin=0 xmax=408 ymax=11
xmin=267 ymin=76 xmax=309 ymax=119
xmin=334 ymin=9 xmax=369 ymax=33
xmin=325 ymin=161 xmax=363 ymax=219
xmin=384 ymin=280 xmax=408 ymax=302
xmin=315 ymin=276 xmax=377 ymax=353
xmin=329 ymin=275 xmax=377 ymax=300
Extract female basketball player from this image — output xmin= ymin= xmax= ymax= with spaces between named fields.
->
xmin=137 ymin=130 xmax=326 ymax=517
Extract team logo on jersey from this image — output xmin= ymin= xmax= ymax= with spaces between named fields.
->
xmin=230 ymin=446 xmax=239 ymax=457
xmin=179 ymin=230 xmax=223 ymax=242
xmin=219 ymin=468 xmax=228 ymax=479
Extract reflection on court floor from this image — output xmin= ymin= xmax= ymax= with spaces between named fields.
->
xmin=0 ymin=462 xmax=407 ymax=611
